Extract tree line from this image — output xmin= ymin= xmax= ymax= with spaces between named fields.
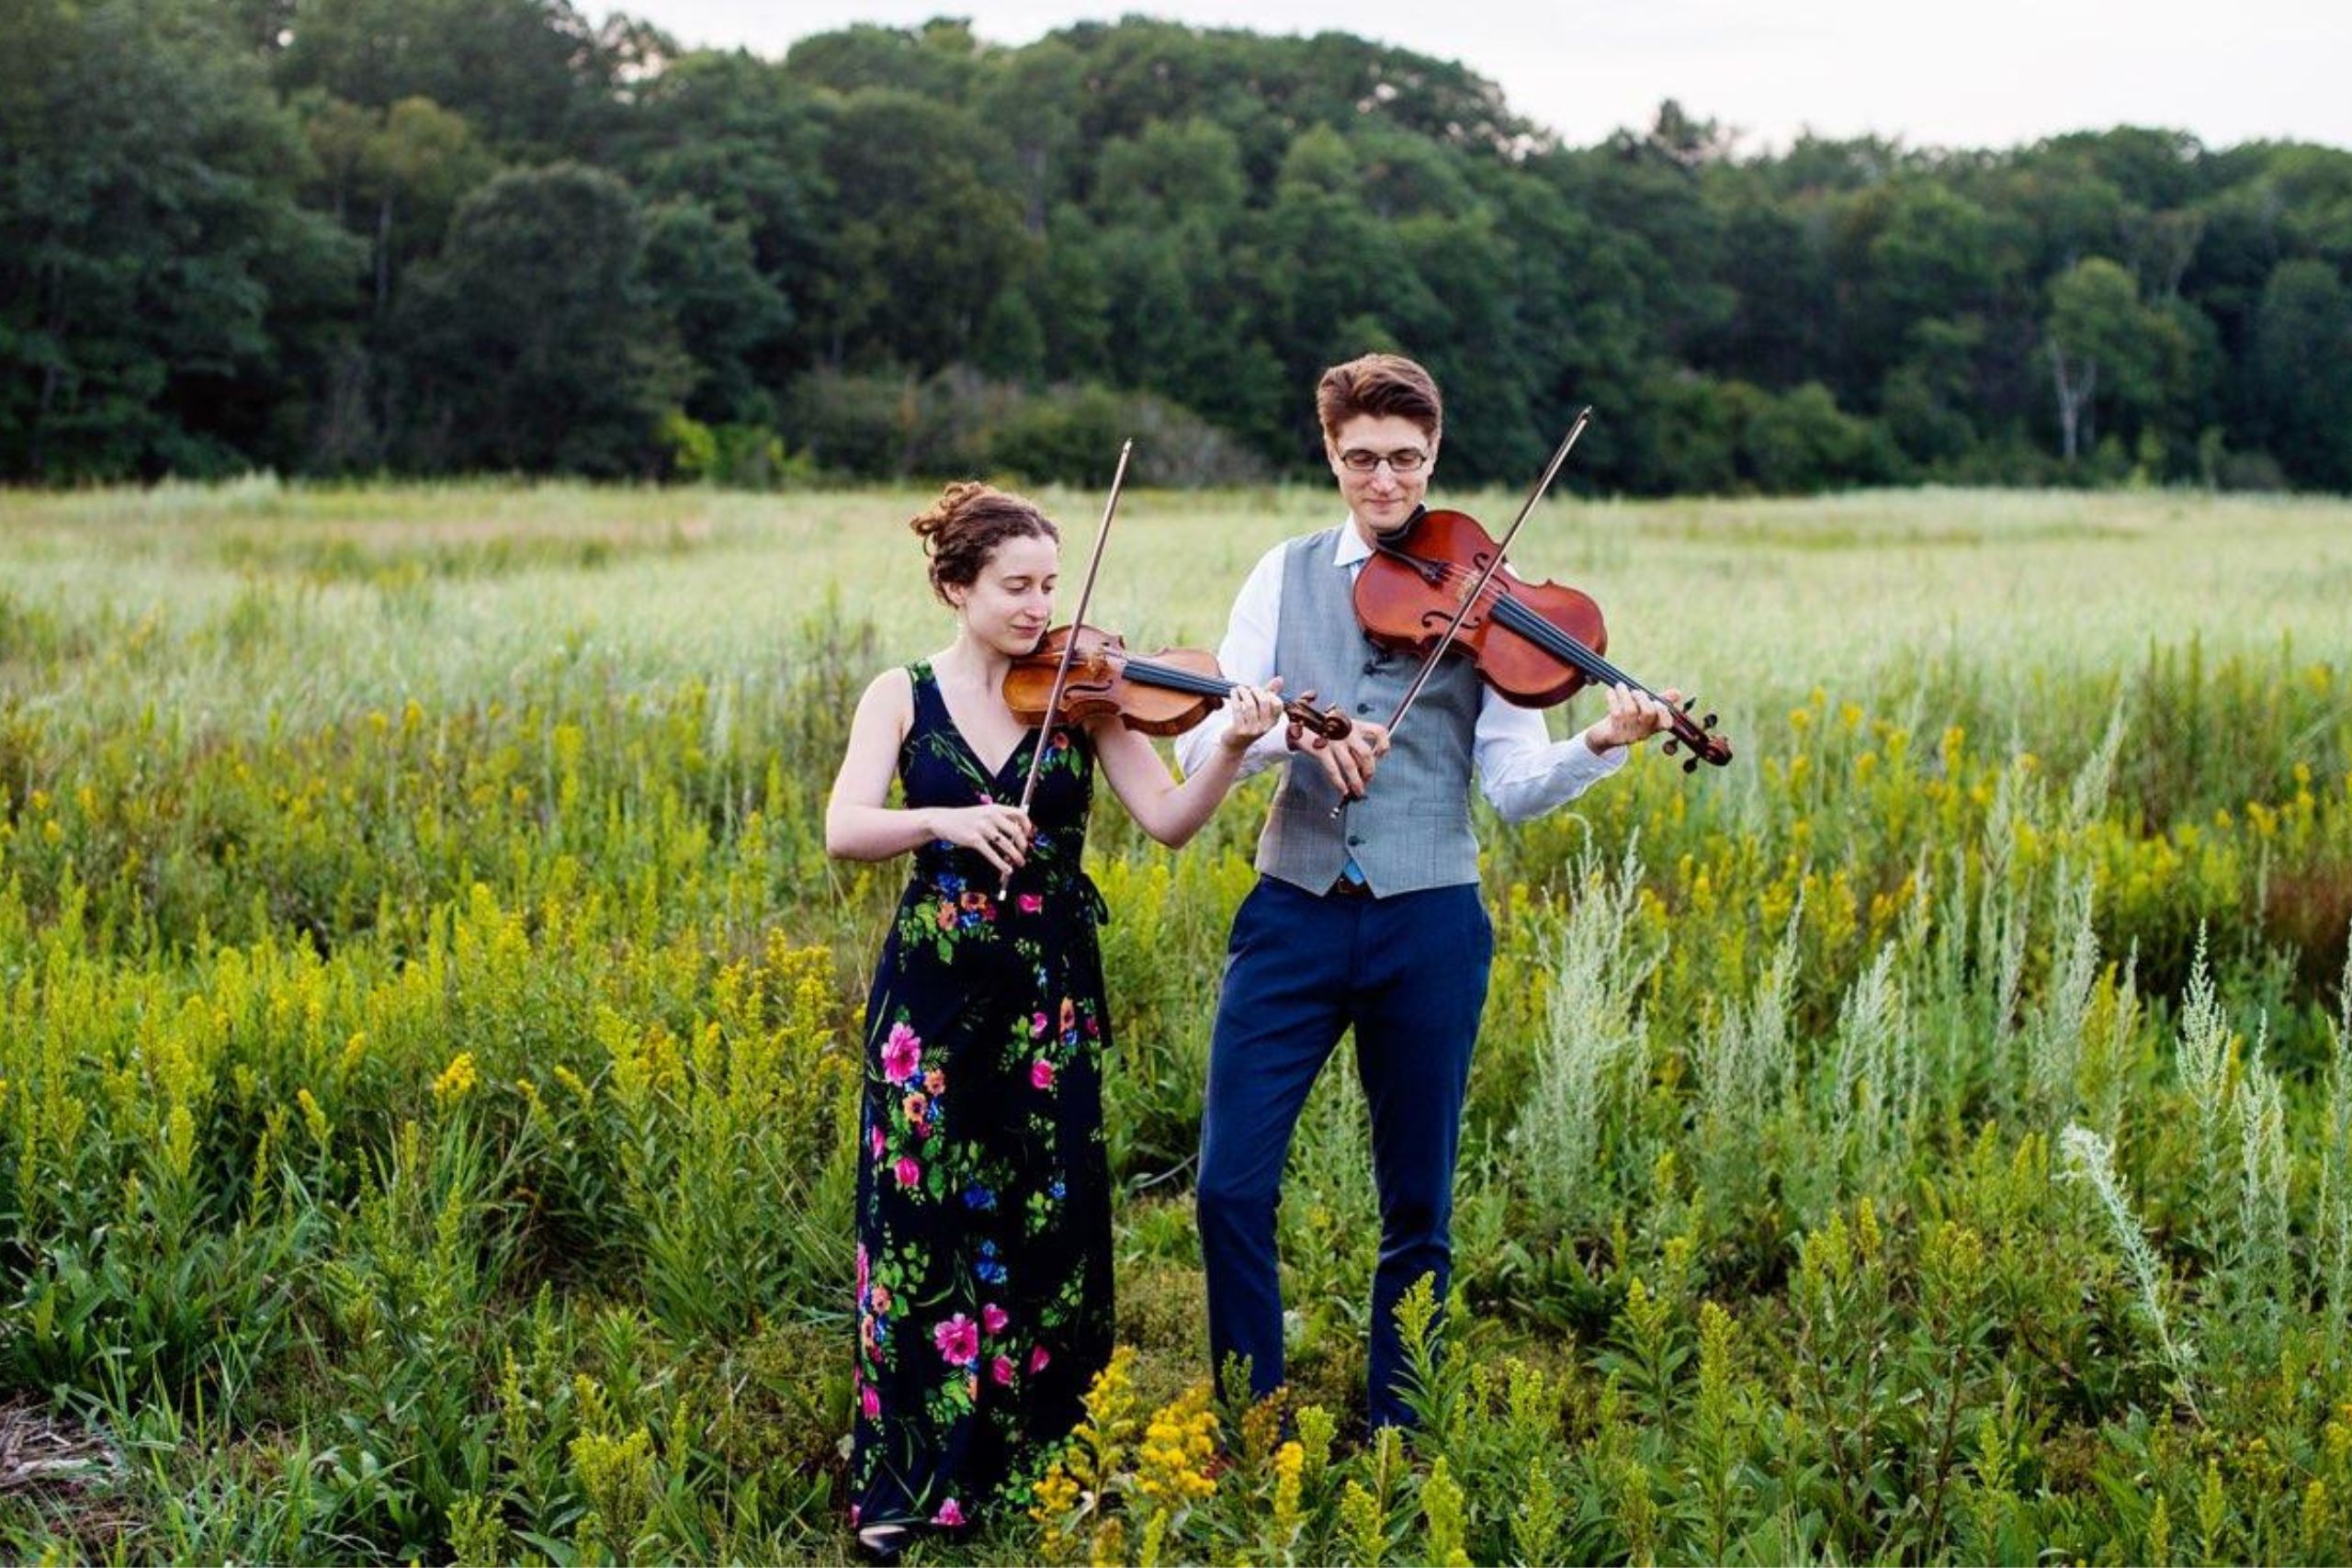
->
xmin=5 ymin=0 xmax=2350 ymax=492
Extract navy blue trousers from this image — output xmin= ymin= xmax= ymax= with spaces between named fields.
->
xmin=1195 ymin=876 xmax=1492 ymax=1428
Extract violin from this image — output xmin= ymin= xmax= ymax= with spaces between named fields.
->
xmin=1353 ymin=506 xmax=1734 ymax=772
xmin=1002 ymin=624 xmax=1352 ymax=741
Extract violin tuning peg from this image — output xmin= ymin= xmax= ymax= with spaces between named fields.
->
xmin=1661 ymin=738 xmax=1679 ymax=757
xmin=1702 ymin=712 xmax=1718 ymax=730
xmin=1680 ymin=695 xmax=1697 ymax=713
xmin=1683 ymin=756 xmax=1700 ymax=774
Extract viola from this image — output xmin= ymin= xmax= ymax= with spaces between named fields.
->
xmin=1352 ymin=506 xmax=1733 ymax=772
xmin=1002 ymin=624 xmax=1352 ymax=741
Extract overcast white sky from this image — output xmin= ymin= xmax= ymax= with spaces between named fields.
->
xmin=612 ymin=0 xmax=2346 ymax=152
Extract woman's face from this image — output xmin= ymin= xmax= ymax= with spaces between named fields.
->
xmin=949 ymin=531 xmax=1058 ymax=656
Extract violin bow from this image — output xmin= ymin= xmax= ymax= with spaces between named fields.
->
xmin=1002 ymin=438 xmax=1133 ymax=896
xmin=1380 ymin=406 xmax=1592 ymax=740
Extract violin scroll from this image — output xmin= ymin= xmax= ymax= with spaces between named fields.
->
xmin=1285 ymin=693 xmax=1354 ymax=743
xmin=1658 ymin=696 xmax=1734 ymax=773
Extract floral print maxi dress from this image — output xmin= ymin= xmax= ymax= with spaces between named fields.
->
xmin=850 ymin=661 xmax=1114 ymax=1534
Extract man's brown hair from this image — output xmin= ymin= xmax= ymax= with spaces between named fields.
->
xmin=1315 ymin=353 xmax=1442 ymax=445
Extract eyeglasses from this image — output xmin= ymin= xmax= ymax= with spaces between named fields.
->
xmin=1337 ymin=446 xmax=1430 ymax=474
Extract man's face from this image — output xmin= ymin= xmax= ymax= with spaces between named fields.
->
xmin=1327 ymin=413 xmax=1438 ymax=539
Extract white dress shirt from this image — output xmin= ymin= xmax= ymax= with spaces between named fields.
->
xmin=1173 ymin=520 xmax=1627 ymax=820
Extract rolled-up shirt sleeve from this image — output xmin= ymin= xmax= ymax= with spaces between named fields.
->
xmin=1475 ymin=692 xmax=1628 ymax=822
xmin=1173 ymin=542 xmax=1294 ymax=782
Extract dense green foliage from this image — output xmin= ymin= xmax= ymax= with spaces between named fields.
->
xmin=4 ymin=485 xmax=2352 ymax=1561
xmin=5 ymin=0 xmax=2351 ymax=491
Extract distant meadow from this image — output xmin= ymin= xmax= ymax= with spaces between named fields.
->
xmin=8 ymin=479 xmax=2348 ymax=722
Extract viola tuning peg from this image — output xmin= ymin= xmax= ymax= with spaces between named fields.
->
xmin=1661 ymin=738 xmax=1679 ymax=756
xmin=1683 ymin=756 xmax=1700 ymax=774
xmin=1702 ymin=712 xmax=1718 ymax=730
xmin=1680 ymin=695 xmax=1697 ymax=712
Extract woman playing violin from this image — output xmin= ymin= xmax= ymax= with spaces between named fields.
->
xmin=1171 ymin=353 xmax=1684 ymax=1431
xmin=824 ymin=480 xmax=1281 ymax=1560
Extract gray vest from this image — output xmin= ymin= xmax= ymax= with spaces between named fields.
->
xmin=1257 ymin=527 xmax=1486 ymax=896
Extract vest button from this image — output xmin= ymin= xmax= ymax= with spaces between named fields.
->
xmin=1355 ymin=702 xmax=1372 ymax=714
xmin=1362 ymin=660 xmax=1381 ymax=675
xmin=1347 ymin=834 xmax=1363 ymax=847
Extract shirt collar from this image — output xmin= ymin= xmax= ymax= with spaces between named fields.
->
xmin=1331 ymin=517 xmax=1373 ymax=570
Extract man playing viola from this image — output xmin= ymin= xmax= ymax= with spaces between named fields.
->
xmin=1172 ymin=352 xmax=1679 ymax=1427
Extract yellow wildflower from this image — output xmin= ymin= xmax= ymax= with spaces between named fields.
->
xmin=433 ymin=1052 xmax=479 ymax=1104
xmin=1272 ymin=1438 xmax=1305 ymax=1540
xmin=1029 ymin=1461 xmax=1086 ymax=1565
xmin=298 ymin=1087 xmax=331 ymax=1147
xmin=552 ymin=1063 xmax=593 ymax=1105
xmin=1135 ymin=1383 xmax=1218 ymax=1507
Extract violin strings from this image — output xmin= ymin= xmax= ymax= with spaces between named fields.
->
xmin=1114 ymin=654 xmax=1238 ymax=701
xmin=1371 ymin=547 xmax=1716 ymax=755
xmin=1484 ymin=594 xmax=1643 ymax=692
xmin=1390 ymin=551 xmax=1649 ymax=694
xmin=1396 ymin=553 xmax=1540 ymax=623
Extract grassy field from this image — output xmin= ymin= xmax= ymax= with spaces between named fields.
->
xmin=3 ymin=480 xmax=2352 ymax=1563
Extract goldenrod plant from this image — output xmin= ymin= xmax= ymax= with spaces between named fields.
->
xmin=5 ymin=484 xmax=2352 ymax=1562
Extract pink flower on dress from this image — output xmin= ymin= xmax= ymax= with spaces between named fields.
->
xmin=981 ymin=1303 xmax=1010 ymax=1335
xmin=1029 ymin=1345 xmax=1051 ymax=1374
xmin=1031 ymin=1059 xmax=1055 ymax=1091
xmin=882 ymin=1022 xmax=922 ymax=1084
xmin=869 ymin=1125 xmax=886 ymax=1158
xmin=991 ymin=1355 xmax=1015 ymax=1385
xmin=894 ymin=1156 xmax=922 ymax=1189
xmin=856 ymin=1245 xmax=870 ymax=1294
xmin=1018 ymin=893 xmax=1044 ymax=914
xmin=924 ymin=1068 xmax=945 ymax=1095
xmin=935 ymin=1498 xmax=967 ymax=1528
xmin=1031 ymin=1010 xmax=1048 ymax=1038
xmin=861 ymin=1382 xmax=881 ymax=1419
xmin=933 ymin=1314 xmax=979 ymax=1366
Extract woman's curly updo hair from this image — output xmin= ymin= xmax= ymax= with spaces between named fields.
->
xmin=908 ymin=481 xmax=1059 ymax=606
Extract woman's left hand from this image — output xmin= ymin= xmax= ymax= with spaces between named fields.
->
xmin=1222 ymin=676 xmax=1285 ymax=750
xmin=1585 ymin=682 xmax=1681 ymax=752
